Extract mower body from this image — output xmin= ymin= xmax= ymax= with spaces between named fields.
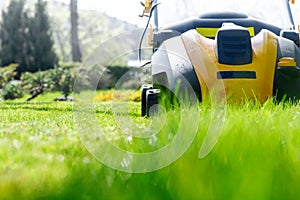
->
xmin=142 ymin=4 xmax=300 ymax=116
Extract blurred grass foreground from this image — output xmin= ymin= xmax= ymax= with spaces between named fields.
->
xmin=0 ymin=92 xmax=300 ymax=199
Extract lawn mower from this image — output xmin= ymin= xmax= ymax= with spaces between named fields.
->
xmin=139 ymin=0 xmax=300 ymax=116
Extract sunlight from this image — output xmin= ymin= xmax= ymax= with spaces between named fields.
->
xmin=71 ymin=0 xmax=300 ymax=29
xmin=1 ymin=0 xmax=297 ymax=28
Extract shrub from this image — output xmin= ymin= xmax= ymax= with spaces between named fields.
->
xmin=2 ymin=83 xmax=23 ymax=100
xmin=121 ymin=80 xmax=141 ymax=89
xmin=0 ymin=64 xmax=18 ymax=88
xmin=21 ymin=67 xmax=75 ymax=99
xmin=21 ymin=71 xmax=50 ymax=90
xmin=20 ymin=63 xmax=149 ymax=100
xmin=57 ymin=68 xmax=75 ymax=98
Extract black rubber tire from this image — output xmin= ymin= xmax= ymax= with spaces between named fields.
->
xmin=146 ymin=89 xmax=160 ymax=117
xmin=141 ymin=84 xmax=153 ymax=117
xmin=274 ymin=67 xmax=300 ymax=102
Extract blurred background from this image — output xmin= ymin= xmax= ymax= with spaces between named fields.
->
xmin=0 ymin=0 xmax=299 ymax=65
xmin=0 ymin=0 xmax=298 ymax=101
xmin=0 ymin=0 xmax=300 ymax=61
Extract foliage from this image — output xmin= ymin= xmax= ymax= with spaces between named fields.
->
xmin=20 ymin=63 xmax=147 ymax=100
xmin=74 ymin=65 xmax=141 ymax=90
xmin=54 ymin=67 xmax=75 ymax=98
xmin=21 ymin=71 xmax=50 ymax=90
xmin=21 ymin=66 xmax=74 ymax=98
xmin=0 ymin=0 xmax=29 ymax=76
xmin=96 ymin=65 xmax=150 ymax=90
xmin=21 ymin=62 xmax=90 ymax=99
xmin=0 ymin=0 xmax=58 ymax=76
xmin=0 ymin=64 xmax=22 ymax=100
xmin=29 ymin=0 xmax=58 ymax=72
xmin=1 ymin=82 xmax=23 ymax=100
xmin=75 ymin=64 xmax=111 ymax=90
xmin=0 ymin=64 xmax=18 ymax=88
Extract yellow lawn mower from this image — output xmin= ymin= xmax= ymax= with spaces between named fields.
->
xmin=139 ymin=0 xmax=300 ymax=116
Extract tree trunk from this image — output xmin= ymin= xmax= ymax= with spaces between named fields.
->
xmin=70 ymin=0 xmax=82 ymax=62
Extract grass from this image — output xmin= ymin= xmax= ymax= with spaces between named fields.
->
xmin=0 ymin=92 xmax=300 ymax=199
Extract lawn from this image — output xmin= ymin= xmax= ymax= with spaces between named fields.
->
xmin=0 ymin=92 xmax=300 ymax=199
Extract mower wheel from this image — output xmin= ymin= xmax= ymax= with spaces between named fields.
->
xmin=141 ymin=84 xmax=153 ymax=117
xmin=146 ymin=89 xmax=161 ymax=117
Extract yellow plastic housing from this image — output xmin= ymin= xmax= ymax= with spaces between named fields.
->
xmin=196 ymin=27 xmax=255 ymax=38
xmin=278 ymin=57 xmax=297 ymax=67
xmin=182 ymin=29 xmax=278 ymax=103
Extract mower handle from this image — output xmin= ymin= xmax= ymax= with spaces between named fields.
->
xmin=140 ymin=0 xmax=159 ymax=31
xmin=285 ymin=0 xmax=296 ymax=30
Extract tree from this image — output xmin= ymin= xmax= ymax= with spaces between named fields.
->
xmin=29 ymin=0 xmax=58 ymax=72
xmin=0 ymin=0 xmax=58 ymax=77
xmin=70 ymin=0 xmax=82 ymax=62
xmin=0 ymin=0 xmax=30 ymax=76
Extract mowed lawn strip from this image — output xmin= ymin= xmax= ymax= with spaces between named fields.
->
xmin=0 ymin=93 xmax=300 ymax=199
